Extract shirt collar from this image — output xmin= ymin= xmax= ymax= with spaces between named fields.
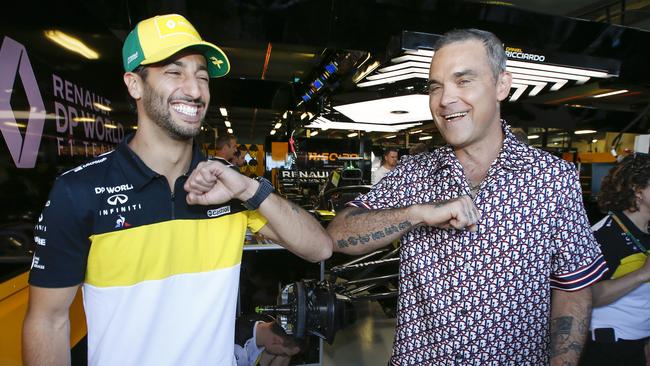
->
xmin=434 ymin=120 xmax=535 ymax=173
xmin=115 ymin=133 xmax=206 ymax=191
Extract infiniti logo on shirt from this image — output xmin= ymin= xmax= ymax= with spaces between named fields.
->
xmin=107 ymin=194 xmax=128 ymax=206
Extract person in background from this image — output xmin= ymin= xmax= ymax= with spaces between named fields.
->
xmin=371 ymin=147 xmax=398 ymax=184
xmin=214 ymin=133 xmax=238 ymax=161
xmin=231 ymin=148 xmax=246 ymax=168
xmin=408 ymin=142 xmax=428 ymax=155
xmin=23 ymin=13 xmax=332 ymax=366
xmin=235 ymin=319 xmax=300 ymax=366
xmin=581 ymin=153 xmax=650 ymax=366
xmin=326 ymin=28 xmax=605 ymax=365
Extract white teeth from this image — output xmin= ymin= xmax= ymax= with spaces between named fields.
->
xmin=444 ymin=112 xmax=467 ymax=120
xmin=172 ymin=104 xmax=198 ymax=117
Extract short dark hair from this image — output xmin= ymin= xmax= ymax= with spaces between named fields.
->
xmin=215 ymin=133 xmax=236 ymax=150
xmin=383 ymin=147 xmax=398 ymax=157
xmin=433 ymin=28 xmax=506 ymax=81
xmin=598 ymin=154 xmax=650 ymax=212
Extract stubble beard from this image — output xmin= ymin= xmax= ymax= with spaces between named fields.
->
xmin=142 ymin=84 xmax=203 ymax=141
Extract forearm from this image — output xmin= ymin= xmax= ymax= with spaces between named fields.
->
xmin=22 ymin=312 xmax=71 ymax=366
xmin=592 ymin=271 xmax=649 ymax=307
xmin=549 ymin=288 xmax=592 ymax=366
xmin=258 ymin=193 xmax=333 ymax=262
xmin=326 ymin=206 xmax=417 ymax=255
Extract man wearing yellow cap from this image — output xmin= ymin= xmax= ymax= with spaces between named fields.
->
xmin=23 ymin=14 xmax=332 ymax=366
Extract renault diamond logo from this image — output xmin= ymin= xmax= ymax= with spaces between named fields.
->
xmin=0 ymin=36 xmax=45 ymax=169
xmin=107 ymin=194 xmax=128 ymax=206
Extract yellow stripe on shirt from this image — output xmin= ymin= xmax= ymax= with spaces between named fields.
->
xmin=86 ymin=210 xmax=266 ymax=287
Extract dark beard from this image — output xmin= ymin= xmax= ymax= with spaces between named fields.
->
xmin=142 ymin=84 xmax=202 ymax=140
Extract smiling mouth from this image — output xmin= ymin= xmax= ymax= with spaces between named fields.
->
xmin=171 ymin=103 xmax=199 ymax=117
xmin=442 ymin=111 xmax=468 ymax=121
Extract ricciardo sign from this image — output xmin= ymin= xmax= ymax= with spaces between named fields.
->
xmin=0 ymin=36 xmax=45 ymax=169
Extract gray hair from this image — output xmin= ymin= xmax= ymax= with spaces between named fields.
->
xmin=433 ymin=28 xmax=506 ymax=81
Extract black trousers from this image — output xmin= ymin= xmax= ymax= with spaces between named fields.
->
xmin=580 ymin=337 xmax=647 ymax=366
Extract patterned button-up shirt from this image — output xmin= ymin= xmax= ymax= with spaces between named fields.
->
xmin=349 ymin=123 xmax=607 ymax=365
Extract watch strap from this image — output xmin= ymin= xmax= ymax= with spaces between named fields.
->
xmin=243 ymin=177 xmax=274 ymax=210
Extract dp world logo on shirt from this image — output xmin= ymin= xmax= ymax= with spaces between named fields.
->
xmin=0 ymin=36 xmax=45 ymax=169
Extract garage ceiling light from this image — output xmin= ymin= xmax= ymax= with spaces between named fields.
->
xmin=334 ymin=95 xmax=432 ymax=124
xmin=306 ymin=116 xmax=421 ymax=132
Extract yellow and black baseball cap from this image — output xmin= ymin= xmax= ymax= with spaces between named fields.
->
xmin=122 ymin=14 xmax=230 ymax=78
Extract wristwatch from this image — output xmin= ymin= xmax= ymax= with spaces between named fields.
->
xmin=243 ymin=177 xmax=275 ymax=210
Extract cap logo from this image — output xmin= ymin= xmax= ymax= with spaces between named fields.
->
xmin=154 ymin=16 xmax=199 ymax=40
xmin=210 ymin=56 xmax=223 ymax=68
xmin=127 ymin=51 xmax=139 ymax=65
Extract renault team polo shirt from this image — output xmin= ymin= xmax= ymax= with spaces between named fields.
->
xmin=29 ymin=135 xmax=267 ymax=366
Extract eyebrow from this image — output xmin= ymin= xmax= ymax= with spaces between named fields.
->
xmin=427 ymin=69 xmax=478 ymax=88
xmin=170 ymin=60 xmax=209 ymax=73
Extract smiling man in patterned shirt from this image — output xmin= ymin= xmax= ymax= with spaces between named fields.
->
xmin=327 ymin=29 xmax=607 ymax=365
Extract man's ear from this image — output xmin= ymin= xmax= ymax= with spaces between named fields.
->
xmin=124 ymin=72 xmax=143 ymax=100
xmin=496 ymin=71 xmax=512 ymax=102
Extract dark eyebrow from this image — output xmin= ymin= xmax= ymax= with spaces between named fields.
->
xmin=170 ymin=60 xmax=209 ymax=73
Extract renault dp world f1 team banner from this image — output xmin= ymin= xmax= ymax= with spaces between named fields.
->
xmin=0 ymin=35 xmax=129 ymax=169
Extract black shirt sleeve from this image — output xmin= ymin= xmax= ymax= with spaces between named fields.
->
xmin=28 ymin=177 xmax=91 ymax=287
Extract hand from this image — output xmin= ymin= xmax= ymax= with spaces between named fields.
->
xmin=413 ymin=195 xmax=481 ymax=231
xmin=184 ymin=161 xmax=258 ymax=205
xmin=256 ymin=321 xmax=301 ymax=357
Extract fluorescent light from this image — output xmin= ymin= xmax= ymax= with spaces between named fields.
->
xmin=132 ymin=126 xmax=138 ymax=130
xmin=310 ymin=130 xmax=318 ymax=137
xmin=419 ymin=135 xmax=433 ymax=140
xmin=507 ymin=66 xmax=591 ymax=84
xmin=274 ymin=122 xmax=282 ymax=129
xmin=593 ymin=89 xmax=629 ymax=98
xmin=592 ymin=139 xmax=598 ymax=143
xmin=219 ymin=108 xmax=228 ymax=117
xmin=224 ymin=121 xmax=231 ymax=127
xmin=575 ymin=129 xmax=597 ymax=135
xmin=300 ymin=112 xmax=308 ymax=120
xmin=72 ymin=117 xmax=95 ymax=122
xmin=306 ymin=117 xmax=421 ymax=132
xmin=270 ymin=130 xmax=276 ymax=135
xmin=510 ymin=74 xmax=568 ymax=91
xmin=390 ymin=54 xmax=432 ymax=63
xmin=282 ymin=111 xmax=288 ymax=119
xmin=510 ymin=78 xmax=546 ymax=96
xmin=377 ymin=61 xmax=430 ymax=73
xmin=527 ymin=134 xmax=540 ymax=140
xmin=404 ymin=49 xmax=434 ymax=57
xmin=93 ymin=102 xmax=111 ymax=112
xmin=508 ymin=83 xmax=528 ymax=102
xmin=4 ymin=121 xmax=26 ymax=128
xmin=366 ymin=67 xmax=429 ymax=81
xmin=409 ymin=129 xmax=422 ymax=134
xmin=334 ymin=95 xmax=432 ymax=124
xmin=357 ymin=72 xmax=428 ymax=88
xmin=385 ymin=135 xmax=397 ymax=139
xmin=44 ymin=30 xmax=99 ymax=59
xmin=347 ymin=132 xmax=358 ymax=137
xmin=227 ymin=128 xmax=233 ymax=134
xmin=506 ymin=60 xmax=614 ymax=79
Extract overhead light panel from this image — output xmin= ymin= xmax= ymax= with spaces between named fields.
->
xmin=274 ymin=122 xmax=282 ymax=129
xmin=44 ymin=30 xmax=99 ymax=59
xmin=593 ymin=89 xmax=629 ymax=98
xmin=347 ymin=132 xmax=359 ymax=137
xmin=385 ymin=135 xmax=397 ymax=139
xmin=409 ymin=129 xmax=423 ymax=134
xmin=306 ymin=116 xmax=421 ymax=132
xmin=224 ymin=121 xmax=231 ymax=128
xmin=270 ymin=130 xmax=276 ymax=135
xmin=227 ymin=128 xmax=233 ymax=134
xmin=219 ymin=108 xmax=228 ymax=117
xmin=575 ymin=129 xmax=597 ymax=135
xmin=334 ymin=95 xmax=432 ymax=124
xmin=419 ymin=136 xmax=433 ymax=141
xmin=527 ymin=134 xmax=540 ymax=140
xmin=310 ymin=130 xmax=319 ymax=137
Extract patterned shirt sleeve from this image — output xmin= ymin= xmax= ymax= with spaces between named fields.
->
xmin=29 ymin=178 xmax=91 ymax=288
xmin=348 ymin=156 xmax=413 ymax=210
xmin=549 ymin=162 xmax=608 ymax=291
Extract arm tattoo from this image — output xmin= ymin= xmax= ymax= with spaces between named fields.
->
xmin=336 ymin=221 xmax=411 ymax=248
xmin=550 ymin=316 xmax=582 ymax=361
xmin=345 ymin=208 xmax=369 ymax=218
